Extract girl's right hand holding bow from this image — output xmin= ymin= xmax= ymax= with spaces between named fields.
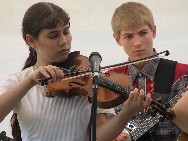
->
xmin=31 ymin=65 xmax=65 ymax=85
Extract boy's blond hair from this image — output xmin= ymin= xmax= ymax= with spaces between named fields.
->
xmin=111 ymin=2 xmax=155 ymax=38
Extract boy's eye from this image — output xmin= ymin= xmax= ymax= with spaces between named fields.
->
xmin=124 ymin=35 xmax=132 ymax=39
xmin=140 ymin=31 xmax=147 ymax=36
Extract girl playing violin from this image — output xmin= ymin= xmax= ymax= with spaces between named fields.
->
xmin=0 ymin=2 xmax=150 ymax=141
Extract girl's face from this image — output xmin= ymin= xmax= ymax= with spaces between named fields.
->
xmin=33 ymin=23 xmax=72 ymax=66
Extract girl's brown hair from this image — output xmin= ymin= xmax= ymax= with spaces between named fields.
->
xmin=11 ymin=2 xmax=70 ymax=140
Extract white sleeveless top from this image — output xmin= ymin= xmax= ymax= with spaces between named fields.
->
xmin=0 ymin=67 xmax=115 ymax=141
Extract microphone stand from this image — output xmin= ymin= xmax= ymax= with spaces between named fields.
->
xmin=91 ymin=72 xmax=99 ymax=141
xmin=89 ymin=52 xmax=102 ymax=141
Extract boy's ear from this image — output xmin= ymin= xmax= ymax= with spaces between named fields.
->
xmin=113 ymin=34 xmax=122 ymax=46
xmin=25 ymin=34 xmax=36 ymax=49
xmin=153 ymin=25 xmax=156 ymax=39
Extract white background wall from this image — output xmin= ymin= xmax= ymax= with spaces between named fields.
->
xmin=0 ymin=0 xmax=188 ymax=138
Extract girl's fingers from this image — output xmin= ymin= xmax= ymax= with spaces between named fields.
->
xmin=53 ymin=67 xmax=64 ymax=81
xmin=123 ymin=88 xmax=152 ymax=114
xmin=138 ymin=97 xmax=145 ymax=106
xmin=139 ymin=89 xmax=145 ymax=96
xmin=45 ymin=66 xmax=57 ymax=81
xmin=39 ymin=67 xmax=50 ymax=78
xmin=44 ymin=65 xmax=64 ymax=82
xmin=128 ymin=91 xmax=134 ymax=102
xmin=33 ymin=65 xmax=65 ymax=83
xmin=33 ymin=66 xmax=50 ymax=79
xmin=128 ymin=88 xmax=140 ymax=103
xmin=144 ymin=94 xmax=151 ymax=107
xmin=132 ymin=88 xmax=139 ymax=102
xmin=133 ymin=88 xmax=139 ymax=93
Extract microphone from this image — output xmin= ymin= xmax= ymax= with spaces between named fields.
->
xmin=89 ymin=52 xmax=102 ymax=73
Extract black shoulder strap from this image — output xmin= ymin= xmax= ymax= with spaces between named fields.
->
xmin=154 ymin=58 xmax=177 ymax=94
xmin=149 ymin=59 xmax=177 ymax=139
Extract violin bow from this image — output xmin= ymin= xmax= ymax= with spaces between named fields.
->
xmin=101 ymin=50 xmax=169 ymax=71
xmin=38 ymin=50 xmax=170 ymax=85
xmin=63 ymin=50 xmax=169 ymax=77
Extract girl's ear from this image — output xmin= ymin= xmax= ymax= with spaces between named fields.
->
xmin=25 ymin=34 xmax=36 ymax=49
xmin=113 ymin=34 xmax=122 ymax=46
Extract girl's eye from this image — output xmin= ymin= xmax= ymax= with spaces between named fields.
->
xmin=63 ymin=30 xmax=70 ymax=35
xmin=47 ymin=28 xmax=70 ymax=39
xmin=48 ymin=33 xmax=59 ymax=39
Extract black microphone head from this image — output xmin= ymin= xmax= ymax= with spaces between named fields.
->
xmin=89 ymin=52 xmax=102 ymax=72
xmin=89 ymin=52 xmax=102 ymax=62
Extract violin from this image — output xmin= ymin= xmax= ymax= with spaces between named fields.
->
xmin=39 ymin=50 xmax=169 ymax=109
xmin=46 ymin=51 xmax=131 ymax=109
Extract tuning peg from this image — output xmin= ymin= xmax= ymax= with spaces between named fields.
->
xmin=150 ymin=100 xmax=155 ymax=105
xmin=150 ymin=109 xmax=157 ymax=117
xmin=164 ymin=103 xmax=170 ymax=109
xmin=38 ymin=77 xmax=51 ymax=86
xmin=159 ymin=116 xmax=165 ymax=122
xmin=156 ymin=97 xmax=163 ymax=103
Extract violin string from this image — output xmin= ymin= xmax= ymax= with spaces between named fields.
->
xmin=101 ymin=55 xmax=166 ymax=72
xmin=59 ymin=55 xmax=166 ymax=82
xmin=61 ymin=72 xmax=93 ymax=81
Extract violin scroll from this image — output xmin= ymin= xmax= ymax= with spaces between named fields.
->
xmin=150 ymin=100 xmax=176 ymax=121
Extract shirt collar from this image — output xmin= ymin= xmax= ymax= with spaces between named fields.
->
xmin=128 ymin=58 xmax=160 ymax=84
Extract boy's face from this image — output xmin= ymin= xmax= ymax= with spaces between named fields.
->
xmin=114 ymin=25 xmax=156 ymax=61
